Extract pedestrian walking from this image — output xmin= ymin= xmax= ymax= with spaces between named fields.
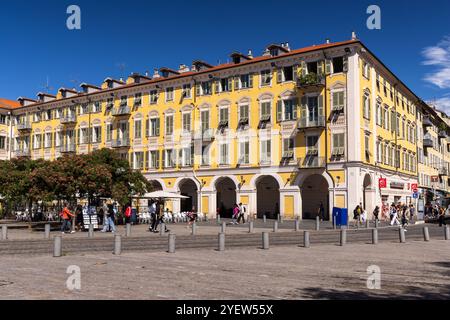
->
xmin=148 ymin=201 xmax=157 ymax=231
xmin=232 ymin=204 xmax=240 ymax=225
xmin=60 ymin=203 xmax=75 ymax=234
xmin=401 ymin=210 xmax=408 ymax=231
xmin=101 ymin=203 xmax=116 ymax=233
xmin=157 ymin=201 xmax=170 ymax=233
xmin=124 ymin=204 xmax=132 ymax=224
xmin=439 ymin=207 xmax=447 ymax=227
xmin=373 ymin=206 xmax=380 ymax=223
xmin=75 ymin=205 xmax=83 ymax=231
xmin=353 ymin=204 xmax=361 ymax=227
xmin=237 ymin=203 xmax=246 ymax=224
xmin=409 ymin=204 xmax=415 ymax=224
xmin=390 ymin=203 xmax=400 ymax=226
xmin=187 ymin=206 xmax=197 ymax=229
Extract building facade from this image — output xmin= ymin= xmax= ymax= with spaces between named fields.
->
xmin=0 ymin=35 xmax=448 ymax=220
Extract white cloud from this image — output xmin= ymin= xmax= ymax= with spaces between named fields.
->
xmin=422 ymin=36 xmax=450 ymax=89
xmin=432 ymin=95 xmax=450 ymax=114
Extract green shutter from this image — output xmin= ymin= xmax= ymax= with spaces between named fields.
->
xmin=162 ymin=150 xmax=165 ymax=168
xmin=277 ymin=68 xmax=283 ymax=83
xmin=276 ymin=100 xmax=282 ymax=122
xmin=343 ymin=57 xmax=348 ymax=72
xmin=196 ymin=84 xmax=201 ymax=96
xmin=228 ymin=78 xmax=232 ymax=91
xmin=318 ymin=95 xmax=324 ymax=116
xmin=98 ymin=127 xmax=102 ymax=143
xmin=191 ymin=145 xmax=194 ymax=165
xmin=234 ymin=76 xmax=240 ymax=90
xmin=292 ymin=98 xmax=298 ymax=120
xmin=156 ymin=151 xmax=160 ymax=169
xmin=293 ymin=64 xmax=299 ymax=81
xmin=301 ymin=61 xmax=307 ymax=76
xmin=248 ymin=73 xmax=253 ymax=88
xmin=325 ymin=59 xmax=331 ymax=74
xmin=391 ymin=111 xmax=396 ymax=132
xmin=317 ymin=60 xmax=324 ymax=75
xmin=301 ymin=97 xmax=307 ymax=119
xmin=155 ymin=118 xmax=160 ymax=136
xmin=145 ymin=119 xmax=149 ymax=137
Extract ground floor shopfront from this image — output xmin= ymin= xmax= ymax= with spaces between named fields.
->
xmin=143 ymin=164 xmax=418 ymax=222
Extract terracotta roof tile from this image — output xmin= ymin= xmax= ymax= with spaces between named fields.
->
xmin=0 ymin=98 xmax=20 ymax=110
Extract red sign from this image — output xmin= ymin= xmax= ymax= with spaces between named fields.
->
xmin=431 ymin=176 xmax=439 ymax=183
xmin=379 ymin=178 xmax=387 ymax=189
xmin=411 ymin=183 xmax=418 ymax=191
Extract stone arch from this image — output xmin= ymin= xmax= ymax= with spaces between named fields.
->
xmin=177 ymin=178 xmax=199 ymax=212
xmin=255 ymin=175 xmax=281 ymax=219
xmin=147 ymin=178 xmax=165 ymax=191
xmin=298 ymin=173 xmax=333 ymax=220
xmin=211 ymin=175 xmax=240 ymax=191
xmin=250 ymin=173 xmax=284 ymax=190
xmin=214 ymin=176 xmax=238 ymax=218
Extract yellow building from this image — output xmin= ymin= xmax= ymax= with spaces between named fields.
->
xmin=1 ymin=34 xmax=448 ymax=220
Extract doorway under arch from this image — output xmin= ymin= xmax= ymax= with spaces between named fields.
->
xmin=216 ymin=177 xmax=237 ymax=218
xmin=301 ymin=174 xmax=329 ymax=220
xmin=363 ymin=173 xmax=373 ymax=212
xmin=256 ymin=175 xmax=280 ymax=219
xmin=149 ymin=180 xmax=163 ymax=191
xmin=179 ymin=179 xmax=198 ymax=212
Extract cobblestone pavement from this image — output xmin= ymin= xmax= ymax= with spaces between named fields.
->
xmin=0 ymin=240 xmax=449 ymax=300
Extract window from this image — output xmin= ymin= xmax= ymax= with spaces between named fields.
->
xmin=260 ymin=101 xmax=271 ymax=122
xmin=306 ymin=136 xmax=319 ymax=156
xmin=180 ymin=146 xmax=194 ymax=167
xmin=45 ymin=110 xmax=52 ymax=121
xmin=106 ymin=124 xmax=113 ymax=142
xmin=33 ymin=134 xmax=42 ymax=149
xmin=93 ymin=102 xmax=101 ymax=113
xmin=260 ymin=140 xmax=271 ymax=164
xmin=282 ymin=138 xmax=294 ymax=159
xmin=134 ymin=93 xmax=142 ymax=107
xmin=365 ymin=135 xmax=370 ymax=162
xmin=0 ymin=114 xmax=6 ymax=124
xmin=260 ymin=70 xmax=272 ymax=86
xmin=106 ymin=98 xmax=114 ymax=110
xmin=239 ymin=104 xmax=249 ymax=126
xmin=239 ymin=74 xmax=253 ymax=89
xmin=363 ymin=93 xmax=371 ymax=120
xmin=278 ymin=66 xmax=294 ymax=83
xmin=201 ymin=110 xmax=209 ymax=132
xmin=362 ymin=61 xmax=370 ymax=79
xmin=134 ymin=120 xmax=142 ymax=139
xmin=0 ymin=136 xmax=6 ymax=150
xmin=202 ymin=145 xmax=210 ymax=165
xmin=120 ymin=96 xmax=127 ymax=107
xmin=164 ymin=149 xmax=175 ymax=168
xmin=81 ymin=128 xmax=89 ymax=144
xmin=332 ymin=91 xmax=345 ymax=112
xmin=219 ymin=78 xmax=232 ymax=92
xmin=33 ymin=112 xmax=41 ymax=122
xmin=219 ymin=108 xmax=229 ymax=128
xmin=376 ymin=102 xmax=382 ymax=126
xmin=182 ymin=113 xmax=191 ymax=132
xmin=55 ymin=132 xmax=62 ymax=147
xmin=182 ymin=84 xmax=191 ymax=98
xmin=299 ymin=95 xmax=324 ymax=127
xmin=376 ymin=74 xmax=380 ymax=91
xmin=307 ymin=62 xmax=318 ymax=74
xmin=166 ymin=87 xmax=174 ymax=102
xmin=332 ymin=57 xmax=344 ymax=73
xmin=149 ymin=118 xmax=160 ymax=137
xmin=239 ymin=141 xmax=250 ymax=164
xmin=81 ymin=103 xmax=89 ymax=114
xmin=150 ymin=90 xmax=158 ymax=104
xmin=332 ymin=133 xmax=345 ymax=157
xmin=199 ymin=81 xmax=212 ymax=96
xmin=91 ymin=126 xmax=101 ymax=143
xmin=134 ymin=152 xmax=144 ymax=170
xmin=165 ymin=115 xmax=174 ymax=136
xmin=277 ymin=98 xmax=297 ymax=122
xmin=44 ymin=133 xmax=52 ymax=148
xmin=149 ymin=150 xmax=160 ymax=169
xmin=219 ymin=143 xmax=229 ymax=165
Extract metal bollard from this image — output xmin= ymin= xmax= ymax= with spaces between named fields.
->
xmin=126 ymin=223 xmax=131 ymax=237
xmin=375 ymin=220 xmax=379 ymax=229
xmin=221 ymin=221 xmax=226 ymax=234
xmin=263 ymin=215 xmax=267 ymax=223
xmin=303 ymin=231 xmax=310 ymax=248
xmin=1 ymin=225 xmax=8 ymax=241
xmin=218 ymin=233 xmax=225 ymax=251
xmin=340 ymin=229 xmax=347 ymax=246
xmin=262 ymin=232 xmax=269 ymax=250
xmin=295 ymin=219 xmax=300 ymax=232
xmin=315 ymin=216 xmax=320 ymax=231
xmin=366 ymin=220 xmax=370 ymax=229
xmin=249 ymin=221 xmax=254 ymax=233
xmin=217 ymin=214 xmax=221 ymax=224
xmin=399 ymin=227 xmax=406 ymax=243
xmin=168 ymin=233 xmax=176 ymax=253
xmin=53 ymin=236 xmax=62 ymax=257
xmin=160 ymin=223 xmax=166 ymax=236
xmin=332 ymin=216 xmax=336 ymax=230
xmin=192 ymin=222 xmax=197 ymax=236
xmin=44 ymin=224 xmax=51 ymax=239
xmin=113 ymin=235 xmax=122 ymax=255
xmin=278 ymin=215 xmax=282 ymax=223
xmin=445 ymin=226 xmax=450 ymax=240
xmin=273 ymin=221 xmax=278 ymax=233
xmin=372 ymin=228 xmax=378 ymax=245
xmin=88 ymin=224 xmax=94 ymax=238
xmin=423 ymin=227 xmax=430 ymax=242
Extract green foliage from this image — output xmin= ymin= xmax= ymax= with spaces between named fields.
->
xmin=298 ymin=72 xmax=324 ymax=86
xmin=0 ymin=149 xmax=152 ymax=212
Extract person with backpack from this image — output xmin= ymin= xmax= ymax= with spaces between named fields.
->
xmin=373 ymin=206 xmax=380 ymax=223
xmin=60 ymin=203 xmax=75 ymax=234
xmin=148 ymin=201 xmax=157 ymax=231
xmin=237 ymin=203 xmax=246 ymax=224
xmin=101 ymin=203 xmax=116 ymax=233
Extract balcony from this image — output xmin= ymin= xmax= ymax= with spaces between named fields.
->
xmin=17 ymin=122 xmax=32 ymax=131
xmin=194 ymin=129 xmax=215 ymax=142
xmin=439 ymin=167 xmax=448 ymax=176
xmin=438 ymin=131 xmax=447 ymax=139
xmin=60 ymin=144 xmax=76 ymax=153
xmin=298 ymin=156 xmax=326 ymax=168
xmin=112 ymin=106 xmax=131 ymax=117
xmin=297 ymin=73 xmax=325 ymax=89
xmin=60 ymin=114 xmax=77 ymax=124
xmin=297 ymin=116 xmax=326 ymax=129
xmin=423 ymin=116 xmax=433 ymax=127
xmin=111 ymin=138 xmax=130 ymax=148
xmin=14 ymin=149 xmax=31 ymax=158
xmin=423 ymin=138 xmax=434 ymax=148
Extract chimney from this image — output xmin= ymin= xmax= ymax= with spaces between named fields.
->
xmin=285 ymin=42 xmax=290 ymax=51
xmin=352 ymin=31 xmax=357 ymax=40
xmin=153 ymin=68 xmax=161 ymax=79
xmin=178 ymin=64 xmax=190 ymax=73
xmin=326 ymin=38 xmax=330 ymax=44
xmin=247 ymin=49 xmax=253 ymax=59
xmin=262 ymin=48 xmax=270 ymax=57
xmin=145 ymin=70 xmax=149 ymax=77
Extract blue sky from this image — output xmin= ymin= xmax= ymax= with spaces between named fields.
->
xmin=1 ymin=0 xmax=450 ymax=111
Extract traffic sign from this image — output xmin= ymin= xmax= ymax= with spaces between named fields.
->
xmin=412 ymin=192 xmax=419 ymax=199
xmin=411 ymin=183 xmax=418 ymax=191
